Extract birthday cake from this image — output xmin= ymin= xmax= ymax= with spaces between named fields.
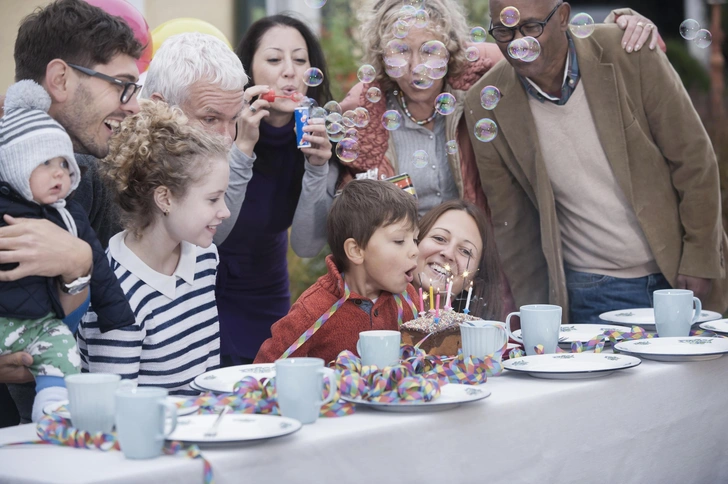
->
xmin=400 ymin=311 xmax=477 ymax=356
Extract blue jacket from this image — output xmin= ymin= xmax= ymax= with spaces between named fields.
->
xmin=0 ymin=182 xmax=134 ymax=332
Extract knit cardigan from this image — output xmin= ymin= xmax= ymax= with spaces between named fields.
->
xmin=255 ymin=255 xmax=420 ymax=364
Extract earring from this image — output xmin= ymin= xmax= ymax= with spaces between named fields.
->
xmin=163 ymin=210 xmax=169 ymax=217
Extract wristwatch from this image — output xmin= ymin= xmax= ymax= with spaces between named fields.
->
xmin=58 ymin=264 xmax=93 ymax=295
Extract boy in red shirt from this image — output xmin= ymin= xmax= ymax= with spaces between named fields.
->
xmin=255 ymin=179 xmax=420 ymax=364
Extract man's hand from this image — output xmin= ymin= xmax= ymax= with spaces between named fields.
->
xmin=0 ymin=352 xmax=33 ymax=384
xmin=0 ymin=215 xmax=92 ymax=283
xmin=675 ymin=274 xmax=712 ymax=301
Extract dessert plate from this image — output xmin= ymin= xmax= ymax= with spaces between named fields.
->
xmin=699 ymin=319 xmax=728 ymax=334
xmin=512 ymin=324 xmax=627 ymax=345
xmin=44 ymin=396 xmax=199 ymax=419
xmin=614 ymin=336 xmax=728 ymax=362
xmin=340 ymin=383 xmax=490 ymax=412
xmin=599 ymin=308 xmax=721 ymax=331
xmin=502 ymin=353 xmax=641 ymax=379
xmin=194 ymin=364 xmax=275 ymax=393
xmin=167 ymin=413 xmax=301 ymax=443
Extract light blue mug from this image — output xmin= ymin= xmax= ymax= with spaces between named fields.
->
xmin=654 ymin=289 xmax=702 ymax=337
xmin=506 ymin=304 xmax=562 ymax=355
xmin=460 ymin=320 xmax=508 ymax=360
xmin=115 ymin=387 xmax=177 ymax=459
xmin=275 ymin=358 xmax=337 ymax=424
xmin=356 ymin=330 xmax=401 ymax=368
xmin=65 ymin=373 xmax=134 ymax=434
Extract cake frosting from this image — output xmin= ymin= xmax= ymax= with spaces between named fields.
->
xmin=400 ymin=310 xmax=477 ymax=356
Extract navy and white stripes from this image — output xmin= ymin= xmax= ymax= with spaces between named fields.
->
xmin=78 ymin=233 xmax=221 ymax=396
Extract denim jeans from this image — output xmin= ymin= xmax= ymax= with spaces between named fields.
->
xmin=565 ymin=269 xmax=672 ymax=324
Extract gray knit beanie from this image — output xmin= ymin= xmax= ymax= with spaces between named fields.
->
xmin=0 ymin=80 xmax=79 ymax=202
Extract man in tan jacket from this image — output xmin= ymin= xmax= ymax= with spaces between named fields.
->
xmin=465 ymin=0 xmax=728 ymax=323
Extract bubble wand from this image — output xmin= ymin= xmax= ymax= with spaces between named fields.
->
xmin=261 ymin=89 xmax=304 ymax=103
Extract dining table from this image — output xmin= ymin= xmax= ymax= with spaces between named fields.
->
xmin=1 ymin=349 xmax=727 ymax=484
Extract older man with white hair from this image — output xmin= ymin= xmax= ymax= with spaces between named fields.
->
xmin=142 ymin=32 xmax=251 ymax=243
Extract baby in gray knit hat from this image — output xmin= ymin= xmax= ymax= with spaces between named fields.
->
xmin=0 ymin=80 xmax=135 ymax=422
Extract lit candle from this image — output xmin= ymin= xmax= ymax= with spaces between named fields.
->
xmin=463 ymin=281 xmax=474 ymax=314
xmin=444 ymin=277 xmax=453 ymax=310
xmin=418 ymin=287 xmax=424 ymax=314
xmin=435 ymin=293 xmax=440 ymax=318
xmin=429 ymin=280 xmax=434 ymax=311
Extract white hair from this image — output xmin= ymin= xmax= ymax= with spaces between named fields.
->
xmin=141 ymin=32 xmax=248 ymax=107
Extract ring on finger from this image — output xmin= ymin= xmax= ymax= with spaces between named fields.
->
xmin=645 ymin=23 xmax=654 ymax=30
xmin=636 ymin=21 xmax=645 ymax=28
xmin=250 ymin=105 xmax=257 ymax=113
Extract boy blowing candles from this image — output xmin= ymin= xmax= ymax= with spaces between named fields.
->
xmin=255 ymin=179 xmax=420 ymax=364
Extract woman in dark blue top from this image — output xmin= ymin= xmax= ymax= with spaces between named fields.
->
xmin=216 ymin=14 xmax=334 ymax=365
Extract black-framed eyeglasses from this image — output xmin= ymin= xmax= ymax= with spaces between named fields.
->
xmin=488 ymin=3 xmax=563 ymax=43
xmin=67 ymin=63 xmax=141 ymax=104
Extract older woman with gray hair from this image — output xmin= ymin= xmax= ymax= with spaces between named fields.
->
xmin=142 ymin=32 xmax=250 ymax=244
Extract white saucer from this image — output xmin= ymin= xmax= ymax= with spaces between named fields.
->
xmin=699 ymin=319 xmax=728 ymax=334
xmin=512 ymin=324 xmax=626 ymax=345
xmin=167 ymin=413 xmax=301 ymax=443
xmin=615 ymin=336 xmax=728 ymax=362
xmin=599 ymin=308 xmax=721 ymax=331
xmin=503 ymin=352 xmax=641 ymax=379
xmin=43 ymin=396 xmax=199 ymax=419
xmin=194 ymin=364 xmax=275 ymax=393
xmin=340 ymin=383 xmax=490 ymax=412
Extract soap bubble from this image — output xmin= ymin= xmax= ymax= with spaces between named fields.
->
xmin=399 ymin=5 xmax=417 ymax=26
xmin=382 ymin=110 xmax=403 ymax=130
xmin=470 ymin=26 xmax=487 ymax=44
xmin=354 ymin=107 xmax=370 ymax=128
xmin=404 ymin=0 xmax=424 ymax=8
xmin=309 ymin=106 xmax=327 ymax=120
xmin=420 ymin=40 xmax=449 ymax=79
xmin=414 ymin=9 xmax=429 ymax=28
xmin=342 ymin=110 xmax=357 ymax=128
xmin=474 ymin=118 xmax=498 ymax=142
xmin=507 ymin=38 xmax=529 ymax=59
xmin=393 ymin=19 xmax=410 ymax=38
xmin=412 ymin=150 xmax=429 ymax=168
xmin=324 ymin=100 xmax=342 ymax=115
xmin=500 ymin=6 xmax=520 ymax=28
xmin=384 ymin=40 xmax=411 ymax=78
xmin=569 ymin=13 xmax=595 ymax=39
xmin=326 ymin=121 xmax=343 ymax=135
xmin=412 ymin=64 xmax=434 ymax=89
xmin=326 ymin=112 xmax=343 ymax=125
xmin=304 ymin=0 xmax=326 ymax=7
xmin=357 ymin=64 xmax=376 ymax=83
xmin=446 ymin=140 xmax=458 ymax=154
xmin=679 ymin=19 xmax=700 ymax=40
xmin=465 ymin=46 xmax=480 ymax=62
xmin=328 ymin=126 xmax=345 ymax=143
xmin=345 ymin=128 xmax=359 ymax=140
xmin=366 ymin=87 xmax=382 ymax=103
xmin=336 ymin=138 xmax=360 ymax=163
xmin=480 ymin=86 xmax=501 ymax=111
xmin=434 ymin=92 xmax=456 ymax=115
xmin=303 ymin=68 xmax=324 ymax=87
xmin=298 ymin=96 xmax=316 ymax=108
xmin=520 ymin=37 xmax=541 ymax=63
xmin=694 ymin=29 xmax=712 ymax=48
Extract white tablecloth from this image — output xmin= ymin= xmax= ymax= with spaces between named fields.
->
xmin=1 ymin=353 xmax=727 ymax=484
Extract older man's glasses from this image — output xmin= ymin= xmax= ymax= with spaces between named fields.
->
xmin=67 ymin=63 xmax=141 ymax=104
xmin=488 ymin=3 xmax=563 ymax=43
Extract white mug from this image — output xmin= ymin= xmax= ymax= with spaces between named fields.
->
xmin=115 ymin=387 xmax=177 ymax=459
xmin=275 ymin=358 xmax=337 ymax=425
xmin=506 ymin=305 xmax=562 ymax=355
xmin=654 ymin=289 xmax=702 ymax=337
xmin=65 ymin=373 xmax=134 ymax=433
xmin=356 ymin=330 xmax=401 ymax=368
xmin=460 ymin=320 xmax=508 ymax=360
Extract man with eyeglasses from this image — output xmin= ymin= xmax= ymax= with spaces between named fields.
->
xmin=465 ymin=0 xmax=728 ymax=324
xmin=0 ymin=0 xmax=143 ymax=424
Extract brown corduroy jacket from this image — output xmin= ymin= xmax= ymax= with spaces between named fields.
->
xmin=464 ymin=25 xmax=728 ymax=318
